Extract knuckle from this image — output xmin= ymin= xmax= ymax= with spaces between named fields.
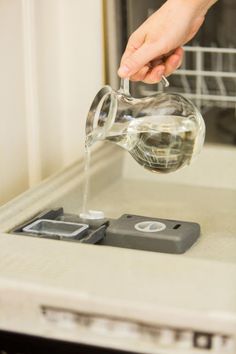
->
xmin=127 ymin=32 xmax=140 ymax=49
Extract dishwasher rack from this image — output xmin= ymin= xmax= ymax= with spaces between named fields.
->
xmin=142 ymin=46 xmax=236 ymax=111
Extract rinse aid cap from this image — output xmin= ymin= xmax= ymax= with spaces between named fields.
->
xmin=134 ymin=221 xmax=166 ymax=233
xmin=79 ymin=210 xmax=105 ymax=220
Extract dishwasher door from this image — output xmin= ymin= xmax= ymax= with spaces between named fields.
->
xmin=0 ymin=144 xmax=235 ymax=354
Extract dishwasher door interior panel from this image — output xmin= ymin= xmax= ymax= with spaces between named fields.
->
xmin=0 ymin=143 xmax=235 ymax=353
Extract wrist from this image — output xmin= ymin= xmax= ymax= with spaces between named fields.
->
xmin=167 ymin=0 xmax=217 ymax=16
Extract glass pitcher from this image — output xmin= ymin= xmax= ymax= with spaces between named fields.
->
xmin=86 ymin=79 xmax=205 ymax=174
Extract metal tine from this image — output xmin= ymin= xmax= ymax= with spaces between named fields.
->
xmin=137 ymin=46 xmax=236 ymax=110
xmin=228 ymin=45 xmax=236 ymax=108
xmin=180 ymin=50 xmax=191 ymax=94
xmin=201 ymin=47 xmax=209 ymax=97
xmin=216 ymin=51 xmax=227 ymax=96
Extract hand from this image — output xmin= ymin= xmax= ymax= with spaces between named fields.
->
xmin=118 ymin=0 xmax=213 ymax=83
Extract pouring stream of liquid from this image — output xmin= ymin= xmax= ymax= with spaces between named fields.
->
xmin=82 ymin=143 xmax=91 ymax=214
xmin=81 ymin=76 xmax=169 ymax=213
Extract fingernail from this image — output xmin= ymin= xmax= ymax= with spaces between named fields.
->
xmin=118 ymin=65 xmax=130 ymax=77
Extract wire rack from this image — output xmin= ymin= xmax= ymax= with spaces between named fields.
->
xmin=141 ymin=46 xmax=236 ymax=111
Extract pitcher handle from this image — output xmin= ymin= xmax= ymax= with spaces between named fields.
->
xmin=119 ymin=78 xmax=130 ymax=96
xmin=161 ymin=75 xmax=169 ymax=88
xmin=119 ymin=76 xmax=168 ymax=96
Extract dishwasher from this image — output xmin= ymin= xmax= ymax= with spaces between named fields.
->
xmin=0 ymin=1 xmax=236 ymax=353
xmin=0 ymin=138 xmax=236 ymax=354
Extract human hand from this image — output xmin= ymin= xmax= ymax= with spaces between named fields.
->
xmin=118 ymin=0 xmax=214 ymax=83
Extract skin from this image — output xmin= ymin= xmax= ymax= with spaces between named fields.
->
xmin=118 ymin=0 xmax=217 ymax=83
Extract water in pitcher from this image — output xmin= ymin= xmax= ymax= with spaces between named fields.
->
xmin=87 ymin=114 xmax=197 ymax=174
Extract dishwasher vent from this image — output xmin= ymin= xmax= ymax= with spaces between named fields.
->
xmin=41 ymin=305 xmax=236 ymax=353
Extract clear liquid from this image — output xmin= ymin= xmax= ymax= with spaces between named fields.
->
xmin=86 ymin=115 xmax=198 ymax=173
xmin=105 ymin=116 xmax=197 ymax=173
xmin=130 ymin=130 xmax=194 ymax=173
xmin=82 ymin=144 xmax=91 ymax=213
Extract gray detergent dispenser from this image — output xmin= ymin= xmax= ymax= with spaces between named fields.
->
xmin=12 ymin=208 xmax=200 ymax=254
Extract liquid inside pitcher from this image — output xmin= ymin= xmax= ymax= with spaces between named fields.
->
xmin=86 ymin=79 xmax=205 ymax=174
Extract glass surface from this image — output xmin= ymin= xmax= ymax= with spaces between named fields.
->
xmin=86 ymin=79 xmax=205 ymax=174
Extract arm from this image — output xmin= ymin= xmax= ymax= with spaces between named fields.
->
xmin=118 ymin=0 xmax=217 ymax=83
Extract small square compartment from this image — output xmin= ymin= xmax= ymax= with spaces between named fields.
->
xmin=23 ymin=219 xmax=89 ymax=239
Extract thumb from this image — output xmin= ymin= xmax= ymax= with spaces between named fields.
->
xmin=118 ymin=41 xmax=166 ymax=78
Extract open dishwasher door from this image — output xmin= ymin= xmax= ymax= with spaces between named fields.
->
xmin=0 ymin=143 xmax=235 ymax=354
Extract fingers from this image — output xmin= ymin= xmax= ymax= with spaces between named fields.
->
xmin=142 ymin=64 xmax=165 ymax=84
xmin=118 ymin=40 xmax=166 ymax=78
xmin=117 ymin=0 xmax=206 ymax=82
xmin=164 ymin=47 xmax=184 ymax=77
xmin=129 ymin=47 xmax=183 ymax=84
xmin=118 ymin=33 xmax=183 ymax=83
xmin=130 ymin=65 xmax=150 ymax=82
xmin=119 ymin=30 xmax=145 ymax=67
